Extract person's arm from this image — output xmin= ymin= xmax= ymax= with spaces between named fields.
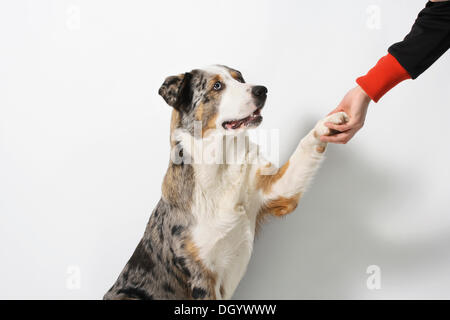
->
xmin=322 ymin=0 xmax=450 ymax=144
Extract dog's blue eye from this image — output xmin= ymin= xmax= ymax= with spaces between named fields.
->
xmin=213 ymin=81 xmax=222 ymax=91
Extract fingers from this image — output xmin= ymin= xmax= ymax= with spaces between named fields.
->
xmin=325 ymin=119 xmax=363 ymax=133
xmin=324 ymin=122 xmax=351 ymax=132
xmin=320 ymin=130 xmax=356 ymax=144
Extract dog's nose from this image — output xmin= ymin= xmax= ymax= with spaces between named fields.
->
xmin=252 ymin=85 xmax=267 ymax=109
xmin=252 ymin=86 xmax=268 ymax=98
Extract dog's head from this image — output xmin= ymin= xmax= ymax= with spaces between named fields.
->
xmin=159 ymin=65 xmax=267 ymax=136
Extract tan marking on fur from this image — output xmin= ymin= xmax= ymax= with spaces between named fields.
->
xmin=196 ymin=76 xmax=221 ymax=137
xmin=195 ymin=103 xmax=204 ymax=121
xmin=162 ymin=164 xmax=178 ymax=204
xmin=316 ymin=145 xmax=326 ymax=153
xmin=264 ymin=194 xmax=302 ymax=216
xmin=162 ymin=110 xmax=182 ymax=204
xmin=255 ymin=193 xmax=302 ymax=234
xmin=229 ymin=70 xmax=240 ymax=81
xmin=170 ymin=110 xmax=181 ymax=147
xmin=255 ymin=161 xmax=290 ymax=194
xmin=210 ymin=75 xmax=223 ymax=88
xmin=202 ymin=113 xmax=218 ymax=137
xmin=185 ymin=239 xmax=217 ymax=300
xmin=194 ymin=101 xmax=218 ymax=137
xmin=313 ymin=130 xmax=320 ymax=139
xmin=117 ymin=295 xmax=139 ymax=300
xmin=219 ymin=285 xmax=225 ymax=298
xmin=161 ymin=162 xmax=194 ymax=210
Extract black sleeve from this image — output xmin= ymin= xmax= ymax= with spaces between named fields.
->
xmin=388 ymin=1 xmax=450 ymax=79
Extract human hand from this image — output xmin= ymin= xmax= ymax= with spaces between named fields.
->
xmin=320 ymin=85 xmax=371 ymax=144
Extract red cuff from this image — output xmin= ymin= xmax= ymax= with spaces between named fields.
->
xmin=356 ymin=53 xmax=411 ymax=102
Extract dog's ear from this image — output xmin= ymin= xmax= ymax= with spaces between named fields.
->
xmin=158 ymin=72 xmax=193 ymax=111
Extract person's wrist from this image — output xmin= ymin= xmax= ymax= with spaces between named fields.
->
xmin=355 ymin=85 xmax=371 ymax=105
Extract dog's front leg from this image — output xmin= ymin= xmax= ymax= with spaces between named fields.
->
xmin=255 ymin=112 xmax=349 ymax=217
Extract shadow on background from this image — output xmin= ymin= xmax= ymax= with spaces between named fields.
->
xmin=233 ymin=116 xmax=450 ymax=299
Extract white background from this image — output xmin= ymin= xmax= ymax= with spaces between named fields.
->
xmin=1 ymin=0 xmax=449 ymax=299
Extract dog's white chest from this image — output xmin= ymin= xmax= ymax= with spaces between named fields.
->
xmin=191 ymin=164 xmax=259 ymax=299
xmin=192 ymin=205 xmax=256 ymax=299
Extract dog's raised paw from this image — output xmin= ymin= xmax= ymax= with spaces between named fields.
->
xmin=314 ymin=112 xmax=349 ymax=138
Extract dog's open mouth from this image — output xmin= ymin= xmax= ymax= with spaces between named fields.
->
xmin=222 ymin=109 xmax=263 ymax=130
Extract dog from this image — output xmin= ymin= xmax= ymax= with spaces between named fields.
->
xmin=104 ymin=65 xmax=348 ymax=300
